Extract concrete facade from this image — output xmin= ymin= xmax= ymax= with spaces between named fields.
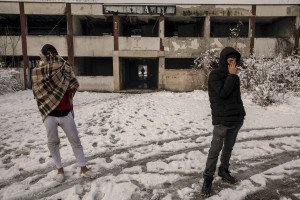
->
xmin=0 ymin=1 xmax=299 ymax=92
xmin=77 ymin=76 xmax=114 ymax=92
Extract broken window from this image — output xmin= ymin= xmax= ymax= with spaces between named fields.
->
xmin=73 ymin=15 xmax=113 ymax=36
xmin=165 ymin=58 xmax=196 ymax=69
xmin=74 ymin=57 xmax=113 ymax=76
xmin=210 ymin=17 xmax=249 ymax=38
xmin=119 ymin=16 xmax=159 ymax=37
xmin=27 ymin=15 xmax=67 ymax=35
xmin=255 ymin=17 xmax=295 ymax=38
xmin=165 ymin=17 xmax=204 ymax=37
xmin=0 ymin=14 xmax=21 ymax=35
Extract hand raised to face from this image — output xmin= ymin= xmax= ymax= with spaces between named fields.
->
xmin=227 ymin=58 xmax=237 ymax=75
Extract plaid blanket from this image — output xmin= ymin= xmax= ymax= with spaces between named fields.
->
xmin=32 ymin=52 xmax=79 ymax=121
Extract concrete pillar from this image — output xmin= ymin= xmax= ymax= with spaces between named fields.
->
xmin=66 ymin=3 xmax=74 ymax=70
xmin=204 ymin=16 xmax=210 ymax=38
xmin=113 ymin=52 xmax=120 ymax=91
xmin=159 ymin=15 xmax=164 ymax=51
xmin=113 ymin=13 xmax=119 ymax=51
xmin=250 ymin=5 xmax=256 ymax=55
xmin=19 ymin=2 xmax=29 ymax=89
xmin=158 ymin=56 xmax=165 ymax=90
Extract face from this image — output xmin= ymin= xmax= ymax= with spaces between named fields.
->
xmin=227 ymin=57 xmax=236 ymax=65
xmin=47 ymin=51 xmax=53 ymax=56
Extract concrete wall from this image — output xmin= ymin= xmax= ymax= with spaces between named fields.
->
xmin=24 ymin=3 xmax=66 ymax=15
xmin=163 ymin=37 xmax=251 ymax=57
xmin=254 ymin=38 xmax=294 ymax=57
xmin=119 ymin=37 xmax=160 ymax=51
xmin=74 ymin=36 xmax=114 ymax=56
xmin=0 ymin=36 xmax=22 ymax=56
xmin=26 ymin=36 xmax=68 ymax=56
xmin=77 ymin=76 xmax=114 ymax=92
xmin=176 ymin=5 xmax=252 ymax=17
xmin=71 ymin=4 xmax=103 ymax=15
xmin=256 ymin=5 xmax=299 ymax=16
xmin=164 ymin=69 xmax=206 ymax=92
xmin=0 ymin=2 xmax=20 ymax=14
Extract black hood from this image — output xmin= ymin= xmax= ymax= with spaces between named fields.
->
xmin=219 ymin=47 xmax=241 ymax=68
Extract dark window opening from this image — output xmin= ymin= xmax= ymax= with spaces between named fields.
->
xmin=255 ymin=17 xmax=295 ymax=38
xmin=119 ymin=16 xmax=159 ymax=37
xmin=0 ymin=14 xmax=21 ymax=35
xmin=120 ymin=58 xmax=158 ymax=90
xmin=210 ymin=17 xmax=249 ymax=38
xmin=165 ymin=58 xmax=196 ymax=69
xmin=0 ymin=56 xmax=22 ymax=68
xmin=73 ymin=15 xmax=113 ymax=36
xmin=27 ymin=15 xmax=67 ymax=35
xmin=74 ymin=57 xmax=113 ymax=76
xmin=165 ymin=17 xmax=204 ymax=37
xmin=28 ymin=56 xmax=40 ymax=69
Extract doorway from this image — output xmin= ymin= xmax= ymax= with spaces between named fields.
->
xmin=120 ymin=58 xmax=158 ymax=90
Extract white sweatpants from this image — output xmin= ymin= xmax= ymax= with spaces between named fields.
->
xmin=44 ymin=112 xmax=86 ymax=169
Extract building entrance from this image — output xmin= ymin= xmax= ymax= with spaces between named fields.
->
xmin=120 ymin=58 xmax=158 ymax=90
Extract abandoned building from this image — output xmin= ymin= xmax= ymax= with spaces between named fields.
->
xmin=0 ymin=0 xmax=299 ymax=92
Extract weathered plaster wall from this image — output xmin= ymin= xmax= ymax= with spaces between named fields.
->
xmin=163 ymin=38 xmax=251 ymax=58
xmin=119 ymin=37 xmax=160 ymax=51
xmin=74 ymin=36 xmax=114 ymax=56
xmin=176 ymin=5 xmax=252 ymax=17
xmin=164 ymin=69 xmax=206 ymax=92
xmin=24 ymin=3 xmax=66 ymax=15
xmin=254 ymin=38 xmax=294 ymax=57
xmin=0 ymin=36 xmax=22 ymax=56
xmin=0 ymin=2 xmax=20 ymax=14
xmin=77 ymin=76 xmax=114 ymax=92
xmin=256 ymin=5 xmax=300 ymax=16
xmin=27 ymin=36 xmax=68 ymax=56
xmin=71 ymin=3 xmax=103 ymax=15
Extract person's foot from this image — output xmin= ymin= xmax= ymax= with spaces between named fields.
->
xmin=55 ymin=173 xmax=65 ymax=183
xmin=80 ymin=166 xmax=96 ymax=179
xmin=81 ymin=170 xmax=96 ymax=179
xmin=218 ymin=167 xmax=238 ymax=184
xmin=201 ymin=177 xmax=213 ymax=197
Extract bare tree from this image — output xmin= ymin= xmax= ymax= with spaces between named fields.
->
xmin=0 ymin=26 xmax=20 ymax=67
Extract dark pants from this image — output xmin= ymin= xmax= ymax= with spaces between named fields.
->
xmin=203 ymin=122 xmax=243 ymax=179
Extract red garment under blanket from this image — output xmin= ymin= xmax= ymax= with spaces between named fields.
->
xmin=55 ymin=88 xmax=76 ymax=110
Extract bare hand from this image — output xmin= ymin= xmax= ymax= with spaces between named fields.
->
xmin=228 ymin=60 xmax=237 ymax=75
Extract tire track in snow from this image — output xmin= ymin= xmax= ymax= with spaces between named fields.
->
xmin=147 ymin=151 xmax=300 ymax=200
xmin=1 ymin=126 xmax=298 ymax=188
xmin=3 ymin=129 xmax=299 ymax=200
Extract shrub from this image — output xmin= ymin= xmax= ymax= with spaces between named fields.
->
xmin=0 ymin=64 xmax=22 ymax=95
xmin=194 ymin=50 xmax=300 ymax=106
xmin=240 ymin=54 xmax=300 ymax=106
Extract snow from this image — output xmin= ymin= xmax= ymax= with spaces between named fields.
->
xmin=0 ymin=90 xmax=300 ymax=199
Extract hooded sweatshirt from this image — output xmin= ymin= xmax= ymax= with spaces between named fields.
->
xmin=208 ymin=47 xmax=246 ymax=126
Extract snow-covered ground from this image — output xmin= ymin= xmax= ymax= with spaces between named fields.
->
xmin=0 ymin=90 xmax=300 ymax=200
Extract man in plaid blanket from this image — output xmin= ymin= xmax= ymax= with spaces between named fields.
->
xmin=32 ymin=44 xmax=95 ymax=183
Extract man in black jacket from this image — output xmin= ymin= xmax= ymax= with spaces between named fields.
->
xmin=201 ymin=47 xmax=246 ymax=197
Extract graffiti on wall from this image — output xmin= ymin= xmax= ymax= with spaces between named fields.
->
xmin=103 ymin=5 xmax=176 ymax=15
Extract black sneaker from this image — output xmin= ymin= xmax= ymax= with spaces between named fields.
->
xmin=201 ymin=177 xmax=213 ymax=197
xmin=218 ymin=167 xmax=238 ymax=184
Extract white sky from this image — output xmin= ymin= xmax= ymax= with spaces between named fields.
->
xmin=2 ymin=0 xmax=300 ymax=4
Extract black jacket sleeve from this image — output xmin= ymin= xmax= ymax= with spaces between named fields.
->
xmin=209 ymin=72 xmax=238 ymax=99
